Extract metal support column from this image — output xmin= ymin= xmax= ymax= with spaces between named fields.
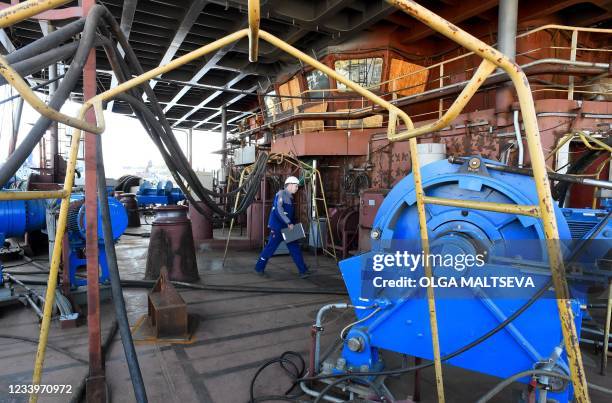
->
xmin=221 ymin=106 xmax=228 ymax=166
xmin=221 ymin=105 xmax=228 ymax=188
xmin=9 ymin=97 xmax=24 ymax=156
xmin=495 ymin=0 xmax=518 ymax=127
xmin=188 ymin=128 xmax=193 ymax=167
xmin=48 ymin=23 xmax=59 ymax=180
xmin=83 ymin=0 xmax=105 ymax=401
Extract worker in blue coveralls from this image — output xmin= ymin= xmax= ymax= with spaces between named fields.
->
xmin=254 ymin=176 xmax=313 ymax=278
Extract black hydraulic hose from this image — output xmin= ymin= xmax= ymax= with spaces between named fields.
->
xmin=0 ymin=5 xmax=105 ymax=186
xmin=0 ymin=40 xmax=91 ymax=87
xmin=98 ymin=7 xmax=212 ymax=201
xmin=114 ymin=92 xmax=267 ymax=220
xmin=5 ymin=18 xmax=86 ymax=64
xmin=98 ymin=6 xmax=261 ymax=202
xmin=99 ymin=17 xmax=268 ymax=217
xmin=95 ymin=135 xmax=148 ymax=402
xmin=99 ymin=37 xmax=222 ymax=219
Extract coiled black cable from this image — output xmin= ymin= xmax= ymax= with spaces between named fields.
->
xmin=249 ymin=351 xmax=306 ymax=403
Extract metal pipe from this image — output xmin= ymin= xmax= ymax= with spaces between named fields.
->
xmin=0 ymin=0 xmax=71 ymax=28
xmin=95 ymin=134 xmax=148 ymax=402
xmin=314 ymin=303 xmax=349 ymax=371
xmin=496 ymin=0 xmax=518 ymax=123
xmin=248 ymin=0 xmax=260 ymax=62
xmin=29 ymin=108 xmax=85 ymax=403
xmin=513 ymin=110 xmax=524 ymax=168
xmin=408 ymin=137 xmax=446 ymax=403
xmin=448 ymin=156 xmax=612 ymax=190
xmin=48 ymin=23 xmax=59 ymax=180
xmin=188 ymin=128 xmax=193 ymax=167
xmin=424 ymin=196 xmax=540 ymax=217
xmin=0 ymin=54 xmax=104 ymax=133
xmin=221 ymin=106 xmax=227 ymax=168
xmin=0 ymin=190 xmax=67 ymax=200
xmin=300 ymin=381 xmax=344 ymax=403
xmin=9 ymin=97 xmax=23 ymax=156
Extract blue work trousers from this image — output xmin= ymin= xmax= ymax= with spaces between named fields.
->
xmin=255 ymin=230 xmax=307 ymax=274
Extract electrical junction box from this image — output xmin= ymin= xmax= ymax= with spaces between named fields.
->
xmin=234 ymin=145 xmax=256 ymax=165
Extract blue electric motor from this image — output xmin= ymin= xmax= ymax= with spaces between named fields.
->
xmin=136 ymin=180 xmax=185 ymax=206
xmin=66 ymin=194 xmax=128 ymax=286
xmin=0 ymin=197 xmax=47 ymax=246
xmin=336 ymin=157 xmax=611 ymax=402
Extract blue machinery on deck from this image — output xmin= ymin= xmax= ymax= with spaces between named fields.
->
xmin=136 ymin=180 xmax=185 ymax=206
xmin=66 ymin=194 xmax=128 ymax=286
xmin=319 ymin=157 xmax=611 ymax=402
xmin=0 ymin=193 xmax=128 ymax=287
xmin=0 ymin=197 xmax=46 ymax=246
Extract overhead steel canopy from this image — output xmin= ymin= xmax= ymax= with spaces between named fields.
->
xmin=2 ymin=0 xmax=610 ymax=132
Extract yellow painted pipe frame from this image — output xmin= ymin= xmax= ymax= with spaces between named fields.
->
xmin=0 ymin=55 xmax=106 ymax=134
xmin=387 ymin=1 xmax=590 ymax=401
xmin=0 ymin=190 xmax=67 ymax=201
xmin=0 ymin=0 xmax=71 ymax=28
xmin=30 ymin=105 xmax=88 ymax=403
xmin=248 ymin=0 xmax=260 ymax=62
xmin=424 ymin=197 xmax=541 ymax=218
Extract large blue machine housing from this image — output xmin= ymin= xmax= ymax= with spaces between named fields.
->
xmin=0 ymin=196 xmax=47 ymax=246
xmin=67 ymin=194 xmax=128 ymax=286
xmin=336 ymin=158 xmax=611 ymax=402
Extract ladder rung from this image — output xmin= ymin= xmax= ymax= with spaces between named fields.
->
xmin=0 ymin=189 xmax=67 ymax=201
xmin=423 ymin=196 xmax=540 ymax=217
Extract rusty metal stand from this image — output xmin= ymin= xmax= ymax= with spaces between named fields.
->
xmin=148 ymin=269 xmax=189 ymax=339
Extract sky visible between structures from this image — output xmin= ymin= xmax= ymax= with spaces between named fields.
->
xmin=0 ymin=86 xmax=222 ymax=180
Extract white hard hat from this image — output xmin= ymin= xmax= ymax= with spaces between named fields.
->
xmin=284 ymin=176 xmax=300 ymax=185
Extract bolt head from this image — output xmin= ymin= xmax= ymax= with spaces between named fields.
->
xmin=347 ymin=337 xmax=364 ymax=352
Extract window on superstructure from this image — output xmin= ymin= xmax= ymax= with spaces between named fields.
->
xmin=305 ymin=70 xmax=330 ymax=98
xmin=263 ymin=91 xmax=281 ymax=119
xmin=334 ymin=58 xmax=383 ymax=91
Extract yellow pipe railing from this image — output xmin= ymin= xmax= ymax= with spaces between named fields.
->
xmin=30 ymin=105 xmax=87 ymax=403
xmin=0 ymin=55 xmax=105 ymax=134
xmin=0 ymin=0 xmax=71 ymax=28
xmin=0 ymin=0 xmax=594 ymax=401
xmin=0 ymin=190 xmax=67 ymax=201
xmin=248 ymin=0 xmax=260 ymax=62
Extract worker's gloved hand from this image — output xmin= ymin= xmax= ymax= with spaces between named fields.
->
xmin=288 ymin=224 xmax=294 ymax=230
